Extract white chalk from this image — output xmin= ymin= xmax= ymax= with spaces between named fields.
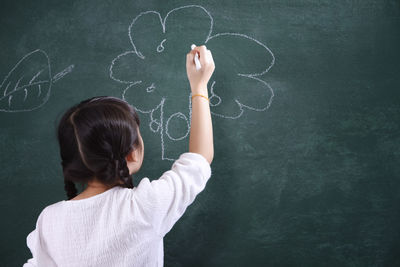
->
xmin=191 ymin=44 xmax=201 ymax=70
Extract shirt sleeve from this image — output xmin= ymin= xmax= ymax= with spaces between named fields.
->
xmin=23 ymin=208 xmax=57 ymax=267
xmin=133 ymin=152 xmax=212 ymax=237
xmin=23 ymin=229 xmax=38 ymax=267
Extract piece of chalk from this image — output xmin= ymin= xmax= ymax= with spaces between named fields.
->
xmin=191 ymin=44 xmax=201 ymax=70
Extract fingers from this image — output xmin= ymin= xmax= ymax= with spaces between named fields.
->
xmin=186 ymin=45 xmax=215 ymax=88
xmin=205 ymin=49 xmax=214 ymax=66
xmin=189 ymin=45 xmax=212 ymax=65
xmin=187 ymin=45 xmax=214 ymax=70
xmin=186 ymin=52 xmax=195 ymax=69
xmin=198 ymin=45 xmax=207 ymax=54
xmin=197 ymin=46 xmax=207 ymax=65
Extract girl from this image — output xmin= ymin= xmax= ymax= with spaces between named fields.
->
xmin=24 ymin=45 xmax=215 ymax=267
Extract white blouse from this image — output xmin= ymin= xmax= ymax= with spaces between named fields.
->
xmin=24 ymin=152 xmax=212 ymax=267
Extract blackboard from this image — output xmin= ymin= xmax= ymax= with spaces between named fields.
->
xmin=1 ymin=0 xmax=399 ymax=266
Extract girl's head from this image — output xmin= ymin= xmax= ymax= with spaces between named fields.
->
xmin=57 ymin=96 xmax=143 ymax=200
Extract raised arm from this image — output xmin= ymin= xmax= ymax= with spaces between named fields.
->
xmin=131 ymin=47 xmax=215 ymax=237
xmin=186 ymin=45 xmax=215 ymax=164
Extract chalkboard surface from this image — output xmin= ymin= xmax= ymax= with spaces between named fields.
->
xmin=1 ymin=0 xmax=399 ymax=266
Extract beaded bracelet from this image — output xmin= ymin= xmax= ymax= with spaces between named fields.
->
xmin=191 ymin=94 xmax=209 ymax=102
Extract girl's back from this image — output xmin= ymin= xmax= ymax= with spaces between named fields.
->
xmin=24 ymin=45 xmax=215 ymax=267
xmin=25 ymin=153 xmax=211 ymax=266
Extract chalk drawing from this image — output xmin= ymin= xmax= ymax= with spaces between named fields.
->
xmin=0 ymin=49 xmax=74 ymax=112
xmin=110 ymin=5 xmax=275 ymax=161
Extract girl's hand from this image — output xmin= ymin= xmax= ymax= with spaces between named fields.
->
xmin=186 ymin=45 xmax=215 ymax=94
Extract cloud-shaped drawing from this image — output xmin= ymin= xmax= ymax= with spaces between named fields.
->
xmin=110 ymin=5 xmax=275 ymax=160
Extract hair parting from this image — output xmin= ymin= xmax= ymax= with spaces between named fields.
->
xmin=57 ymin=96 xmax=141 ymax=199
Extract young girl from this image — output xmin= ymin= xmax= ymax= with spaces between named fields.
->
xmin=24 ymin=45 xmax=215 ymax=267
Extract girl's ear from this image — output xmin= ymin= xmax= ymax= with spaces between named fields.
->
xmin=126 ymin=148 xmax=138 ymax=162
xmin=126 ymin=150 xmax=134 ymax=162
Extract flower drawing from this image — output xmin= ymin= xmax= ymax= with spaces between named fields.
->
xmin=110 ymin=5 xmax=275 ymax=160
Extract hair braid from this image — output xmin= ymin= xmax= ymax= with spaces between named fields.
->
xmin=116 ymin=157 xmax=133 ymax=188
xmin=64 ymin=180 xmax=77 ymax=200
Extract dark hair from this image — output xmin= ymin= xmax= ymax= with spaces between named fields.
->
xmin=57 ymin=96 xmax=141 ymax=200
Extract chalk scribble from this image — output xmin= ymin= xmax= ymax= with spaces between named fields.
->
xmin=110 ymin=5 xmax=275 ymax=160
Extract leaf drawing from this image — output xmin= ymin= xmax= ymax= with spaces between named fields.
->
xmin=0 ymin=50 xmax=52 ymax=112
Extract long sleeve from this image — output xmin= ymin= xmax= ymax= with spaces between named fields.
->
xmin=133 ymin=152 xmax=212 ymax=237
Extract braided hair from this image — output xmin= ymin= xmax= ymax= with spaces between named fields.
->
xmin=57 ymin=96 xmax=141 ymax=199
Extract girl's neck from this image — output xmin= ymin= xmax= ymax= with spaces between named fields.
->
xmin=71 ymin=179 xmax=116 ymax=200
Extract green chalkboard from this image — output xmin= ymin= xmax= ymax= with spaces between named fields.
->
xmin=1 ymin=0 xmax=399 ymax=266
